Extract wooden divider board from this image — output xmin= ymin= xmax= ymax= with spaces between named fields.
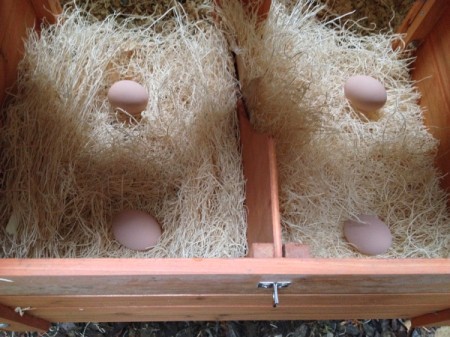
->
xmin=238 ymin=100 xmax=283 ymax=258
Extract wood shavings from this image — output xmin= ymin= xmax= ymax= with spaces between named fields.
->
xmin=217 ymin=0 xmax=450 ymax=258
xmin=0 ymin=7 xmax=246 ymax=258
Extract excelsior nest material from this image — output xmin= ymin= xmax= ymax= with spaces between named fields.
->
xmin=217 ymin=0 xmax=450 ymax=258
xmin=0 ymin=6 xmax=247 ymax=258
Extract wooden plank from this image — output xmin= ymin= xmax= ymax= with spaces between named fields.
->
xmin=412 ymin=308 xmax=450 ymax=327
xmin=396 ymin=0 xmax=427 ymax=38
xmin=0 ymin=0 xmax=37 ymax=104
xmin=2 ymin=293 xmax=450 ymax=309
xmin=283 ymin=243 xmax=310 ymax=258
xmin=0 ymin=302 xmax=50 ymax=333
xmin=249 ymin=243 xmax=275 ymax=258
xmin=395 ymin=0 xmax=449 ymax=49
xmin=2 ymin=293 xmax=449 ymax=331
xmin=0 ymin=259 xmax=449 ymax=296
xmin=6 ymin=305 xmax=449 ymax=327
xmin=0 ymin=56 xmax=6 ymax=104
xmin=412 ymin=4 xmax=450 ymax=194
xmin=238 ymin=101 xmax=283 ymax=258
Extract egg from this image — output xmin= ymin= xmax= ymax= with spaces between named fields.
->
xmin=343 ymin=214 xmax=392 ymax=256
xmin=344 ymin=75 xmax=387 ymax=113
xmin=107 ymin=80 xmax=149 ymax=117
xmin=112 ymin=210 xmax=162 ymax=251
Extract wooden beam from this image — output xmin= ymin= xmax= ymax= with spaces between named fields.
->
xmin=412 ymin=308 xmax=450 ymax=327
xmin=0 ymin=302 xmax=50 ymax=332
xmin=238 ymin=101 xmax=283 ymax=257
xmin=394 ymin=0 xmax=449 ymax=49
xmin=0 ymin=259 xmax=449 ymax=296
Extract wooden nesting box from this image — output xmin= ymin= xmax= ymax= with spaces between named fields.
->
xmin=0 ymin=0 xmax=449 ymax=332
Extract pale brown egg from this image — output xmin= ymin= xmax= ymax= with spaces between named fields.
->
xmin=107 ymin=80 xmax=149 ymax=117
xmin=112 ymin=210 xmax=162 ymax=251
xmin=343 ymin=214 xmax=392 ymax=256
xmin=344 ymin=75 xmax=387 ymax=113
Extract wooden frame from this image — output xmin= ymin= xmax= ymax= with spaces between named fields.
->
xmin=0 ymin=0 xmax=449 ymax=332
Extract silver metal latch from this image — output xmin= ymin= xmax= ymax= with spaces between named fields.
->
xmin=258 ymin=281 xmax=291 ymax=307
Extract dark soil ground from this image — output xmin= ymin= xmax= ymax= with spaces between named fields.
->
xmin=0 ymin=319 xmax=439 ymax=337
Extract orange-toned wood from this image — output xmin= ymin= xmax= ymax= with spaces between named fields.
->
xmin=2 ymin=293 xmax=450 ymax=310
xmin=283 ymin=243 xmax=310 ymax=258
xmin=216 ymin=0 xmax=271 ymax=22
xmin=238 ymin=101 xmax=283 ymax=258
xmin=0 ymin=259 xmax=449 ymax=296
xmin=249 ymin=243 xmax=275 ymax=258
xmin=394 ymin=0 xmax=449 ymax=49
xmin=0 ymin=302 xmax=50 ymax=332
xmin=0 ymin=0 xmax=37 ymax=104
xmin=1 ymin=258 xmax=447 ymax=330
xmin=3 ymin=305 xmax=450 ymax=329
xmin=412 ymin=308 xmax=450 ymax=327
xmin=0 ymin=0 xmax=60 ymax=104
xmin=411 ymin=4 xmax=450 ymax=194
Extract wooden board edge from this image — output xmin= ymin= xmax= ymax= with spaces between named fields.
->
xmin=394 ymin=0 xmax=449 ymax=49
xmin=412 ymin=307 xmax=450 ymax=327
xmin=238 ymin=99 xmax=283 ymax=258
xmin=0 ymin=302 xmax=50 ymax=333
xmin=0 ymin=258 xmax=449 ymax=277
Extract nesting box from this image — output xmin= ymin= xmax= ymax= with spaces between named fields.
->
xmin=0 ymin=0 xmax=449 ymax=332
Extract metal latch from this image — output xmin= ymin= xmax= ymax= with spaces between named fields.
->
xmin=258 ymin=281 xmax=291 ymax=307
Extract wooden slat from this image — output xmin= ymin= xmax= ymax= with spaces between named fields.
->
xmin=6 ymin=305 xmax=449 ymax=326
xmin=0 ymin=56 xmax=6 ymax=105
xmin=2 ymin=293 xmax=449 ymax=331
xmin=0 ymin=0 xmax=38 ymax=104
xmin=2 ymin=293 xmax=450 ymax=309
xmin=412 ymin=308 xmax=450 ymax=327
xmin=0 ymin=259 xmax=449 ymax=296
xmin=238 ymin=101 xmax=283 ymax=258
xmin=0 ymin=302 xmax=50 ymax=333
xmin=395 ymin=0 xmax=449 ymax=49
xmin=411 ymin=4 xmax=450 ymax=194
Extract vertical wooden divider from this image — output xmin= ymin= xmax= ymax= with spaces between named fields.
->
xmin=238 ymin=100 xmax=283 ymax=258
xmin=231 ymin=0 xmax=282 ymax=258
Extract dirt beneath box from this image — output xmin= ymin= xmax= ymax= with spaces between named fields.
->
xmin=0 ymin=319 xmax=439 ymax=337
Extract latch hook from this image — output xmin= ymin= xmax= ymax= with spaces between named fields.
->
xmin=258 ymin=281 xmax=291 ymax=307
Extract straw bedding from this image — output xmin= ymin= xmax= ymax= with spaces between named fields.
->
xmin=0 ymin=6 xmax=247 ymax=258
xmin=1 ymin=0 xmax=449 ymax=258
xmin=217 ymin=0 xmax=450 ymax=258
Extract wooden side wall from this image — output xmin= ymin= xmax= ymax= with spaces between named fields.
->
xmin=408 ymin=1 xmax=450 ymax=192
xmin=0 ymin=0 xmax=61 ymax=104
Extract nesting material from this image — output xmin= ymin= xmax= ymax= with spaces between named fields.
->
xmin=217 ymin=0 xmax=450 ymax=258
xmin=0 ymin=6 xmax=247 ymax=258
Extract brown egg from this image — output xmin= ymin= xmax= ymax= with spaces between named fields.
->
xmin=112 ymin=210 xmax=162 ymax=251
xmin=344 ymin=75 xmax=387 ymax=113
xmin=343 ymin=214 xmax=392 ymax=256
xmin=107 ymin=80 xmax=149 ymax=117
